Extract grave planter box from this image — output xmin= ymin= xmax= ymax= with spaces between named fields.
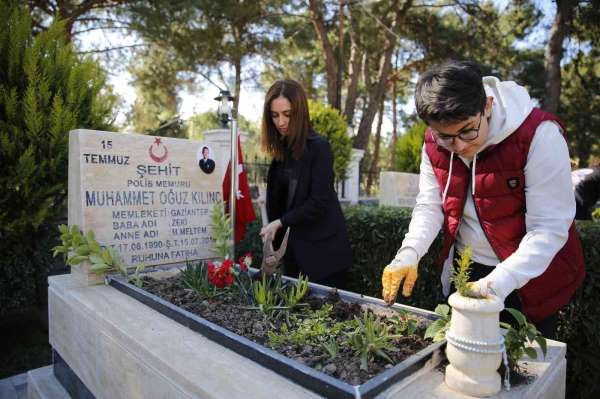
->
xmin=106 ymin=270 xmax=444 ymax=399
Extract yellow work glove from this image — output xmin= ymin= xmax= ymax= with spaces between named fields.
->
xmin=466 ymin=278 xmax=501 ymax=299
xmin=382 ymin=248 xmax=419 ymax=305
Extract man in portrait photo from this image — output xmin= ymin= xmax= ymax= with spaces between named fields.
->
xmin=199 ymin=146 xmax=215 ymax=174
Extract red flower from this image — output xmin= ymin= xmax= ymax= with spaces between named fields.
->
xmin=238 ymin=252 xmax=253 ymax=272
xmin=221 ymin=259 xmax=234 ymax=272
xmin=207 ymin=260 xmax=235 ymax=289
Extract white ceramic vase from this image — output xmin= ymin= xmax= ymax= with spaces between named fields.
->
xmin=445 ymin=292 xmax=504 ymax=397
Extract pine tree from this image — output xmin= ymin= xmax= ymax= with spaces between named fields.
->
xmin=393 ymin=121 xmax=426 ymax=174
xmin=0 ymin=0 xmax=117 ymax=312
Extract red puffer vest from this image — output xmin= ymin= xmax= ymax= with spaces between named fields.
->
xmin=425 ymin=108 xmax=586 ymax=322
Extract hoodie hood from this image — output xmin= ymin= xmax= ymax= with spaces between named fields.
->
xmin=442 ymin=77 xmax=534 ymax=203
xmin=481 ymin=76 xmax=533 ymax=150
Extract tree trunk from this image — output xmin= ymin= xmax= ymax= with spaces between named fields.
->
xmin=308 ymin=0 xmax=340 ymax=109
xmin=336 ymin=0 xmax=344 ymax=111
xmin=543 ymin=0 xmax=576 ymax=114
xmin=354 ymin=0 xmax=412 ymax=150
xmin=233 ymin=56 xmax=242 ymax=116
xmin=367 ymin=97 xmax=385 ymax=195
xmin=233 ymin=22 xmax=243 ymax=115
xmin=391 ymin=80 xmax=398 ymax=167
xmin=343 ymin=10 xmax=361 ymax=125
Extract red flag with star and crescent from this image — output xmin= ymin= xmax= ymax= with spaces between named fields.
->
xmin=222 ymin=136 xmax=256 ymax=243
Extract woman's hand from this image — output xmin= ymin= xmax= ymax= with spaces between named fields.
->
xmin=260 ymin=219 xmax=283 ymax=241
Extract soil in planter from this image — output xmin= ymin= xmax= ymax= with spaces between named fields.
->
xmin=499 ymin=362 xmax=535 ymax=387
xmin=141 ymin=275 xmax=430 ymax=385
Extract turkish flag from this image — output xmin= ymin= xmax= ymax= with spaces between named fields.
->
xmin=222 ymin=136 xmax=256 ymax=243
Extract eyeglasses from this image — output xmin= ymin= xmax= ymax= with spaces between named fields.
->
xmin=432 ymin=114 xmax=483 ymax=147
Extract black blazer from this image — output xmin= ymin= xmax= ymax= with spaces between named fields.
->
xmin=266 ymin=132 xmax=352 ymax=281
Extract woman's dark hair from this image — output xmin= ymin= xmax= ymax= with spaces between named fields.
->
xmin=261 ymin=79 xmax=311 ymax=161
xmin=414 ymin=60 xmax=486 ymax=123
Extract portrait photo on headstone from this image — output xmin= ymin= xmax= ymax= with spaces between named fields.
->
xmin=197 ymin=144 xmax=215 ymax=174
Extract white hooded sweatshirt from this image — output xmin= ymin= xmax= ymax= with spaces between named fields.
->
xmin=394 ymin=76 xmax=575 ymax=298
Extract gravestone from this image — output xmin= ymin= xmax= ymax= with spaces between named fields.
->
xmin=378 ymin=171 xmax=420 ymax=208
xmin=68 ymin=129 xmax=224 ymax=285
xmin=337 ymin=149 xmax=365 ymax=205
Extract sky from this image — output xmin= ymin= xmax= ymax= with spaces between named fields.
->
xmin=77 ymin=0 xmax=556 ymax=135
xmin=76 ymin=27 xmax=266 ymax=130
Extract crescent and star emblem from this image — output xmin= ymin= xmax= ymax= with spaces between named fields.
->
xmin=148 ymin=137 xmax=168 ymax=163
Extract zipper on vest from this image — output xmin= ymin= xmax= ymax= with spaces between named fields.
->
xmin=446 ymin=154 xmax=469 ymax=250
xmin=468 ymin=159 xmax=501 ymax=261
xmin=468 ymin=159 xmax=524 ymax=306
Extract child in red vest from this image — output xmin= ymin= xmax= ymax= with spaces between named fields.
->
xmin=381 ymin=60 xmax=585 ymax=338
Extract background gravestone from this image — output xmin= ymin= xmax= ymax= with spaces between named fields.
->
xmin=68 ymin=129 xmax=224 ymax=285
xmin=378 ymin=171 xmax=420 ymax=208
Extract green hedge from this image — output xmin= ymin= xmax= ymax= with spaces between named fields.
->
xmin=0 ymin=1 xmax=116 ymax=314
xmin=558 ymin=221 xmax=600 ymax=399
xmin=237 ymin=205 xmax=599 ymax=399
xmin=0 ymin=224 xmax=66 ymax=314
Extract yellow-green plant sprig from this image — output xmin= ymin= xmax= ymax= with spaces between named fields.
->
xmin=452 ymin=246 xmax=474 ymax=297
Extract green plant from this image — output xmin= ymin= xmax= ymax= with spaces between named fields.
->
xmin=389 ymin=309 xmax=418 ymax=336
xmin=52 ymin=225 xmax=144 ymax=286
xmin=179 ymin=261 xmax=217 ymax=298
xmin=252 ymin=274 xmax=286 ymax=315
xmin=281 ymin=274 xmax=309 ymax=308
xmin=559 ymin=221 xmax=600 ymax=398
xmin=233 ymin=261 xmax=254 ymax=303
xmin=346 ymin=311 xmax=401 ymax=371
xmin=267 ymin=324 xmax=290 ymax=347
xmin=0 ymin=0 xmax=117 ymax=312
xmin=308 ymin=100 xmax=352 ymax=181
xmin=424 ymin=304 xmax=451 ymax=342
xmin=501 ymin=308 xmax=547 ymax=372
xmin=290 ymin=312 xmax=332 ymax=346
xmin=393 ymin=121 xmax=426 ymax=173
xmin=132 ymin=264 xmax=146 ymax=288
xmin=322 ymin=339 xmax=340 ymax=360
xmin=451 ymin=246 xmax=475 ymax=297
xmin=211 ymin=202 xmax=233 ymax=260
xmin=267 ymin=304 xmax=356 ymax=350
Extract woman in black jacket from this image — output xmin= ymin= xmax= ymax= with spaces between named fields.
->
xmin=259 ymin=79 xmax=352 ymax=288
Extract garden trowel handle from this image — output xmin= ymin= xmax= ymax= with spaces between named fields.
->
xmin=260 ymin=227 xmax=290 ymax=276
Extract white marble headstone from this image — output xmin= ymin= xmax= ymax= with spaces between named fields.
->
xmin=68 ymin=129 xmax=224 ymax=269
xmin=378 ymin=171 xmax=420 ymax=208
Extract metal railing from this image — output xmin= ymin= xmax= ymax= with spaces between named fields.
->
xmin=244 ymin=161 xmax=270 ymax=187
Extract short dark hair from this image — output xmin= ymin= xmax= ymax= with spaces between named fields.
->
xmin=261 ymin=79 xmax=311 ymax=161
xmin=202 ymin=146 xmax=208 ymax=153
xmin=415 ymin=60 xmax=486 ymax=123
